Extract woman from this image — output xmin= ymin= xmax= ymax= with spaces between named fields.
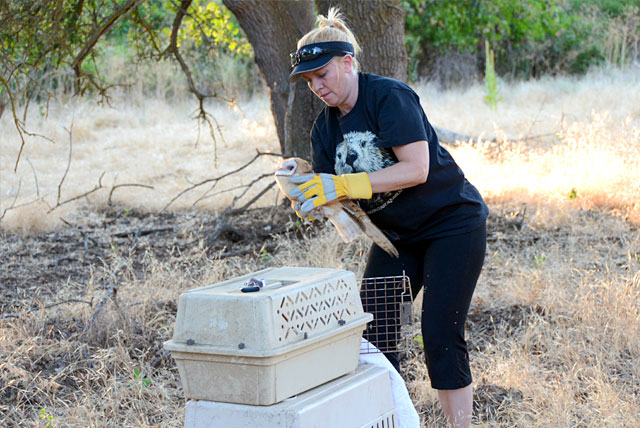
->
xmin=288 ymin=8 xmax=488 ymax=428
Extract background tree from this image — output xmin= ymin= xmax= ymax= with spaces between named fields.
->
xmin=1 ymin=0 xmax=408 ymax=165
xmin=223 ymin=0 xmax=407 ymax=160
xmin=2 ymin=0 xmax=636 ymax=167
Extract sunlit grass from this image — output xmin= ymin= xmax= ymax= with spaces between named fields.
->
xmin=452 ymin=111 xmax=640 ymax=224
xmin=2 ymin=67 xmax=639 ymax=232
xmin=1 ymin=65 xmax=639 ymax=427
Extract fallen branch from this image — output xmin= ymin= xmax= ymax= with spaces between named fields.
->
xmin=45 ymin=299 xmax=93 ymax=309
xmin=204 ymin=204 xmax=234 ymax=250
xmin=203 ymin=179 xmax=276 ymax=250
xmin=232 ymin=181 xmax=276 ymax=215
xmin=0 ymin=299 xmax=93 ymax=320
xmin=111 ymin=227 xmax=174 ymax=238
xmin=59 ymin=217 xmax=102 ymax=250
xmin=433 ymin=126 xmax=475 ymax=144
xmin=83 ymin=261 xmax=127 ymax=335
xmin=0 ymin=313 xmax=20 ymax=320
xmin=215 ymin=243 xmax=278 ymax=260
xmin=434 ymin=125 xmax=559 ymax=145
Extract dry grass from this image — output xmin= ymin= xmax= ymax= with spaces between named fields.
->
xmin=1 ymin=66 xmax=639 ymax=427
xmin=0 ymin=95 xmax=281 ymax=233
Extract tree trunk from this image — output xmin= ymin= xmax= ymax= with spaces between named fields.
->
xmin=223 ymin=0 xmax=323 ymax=159
xmin=225 ymin=0 xmax=408 ymax=160
xmin=316 ymin=0 xmax=408 ymax=82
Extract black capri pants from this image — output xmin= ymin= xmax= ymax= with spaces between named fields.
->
xmin=361 ymin=224 xmax=486 ymax=390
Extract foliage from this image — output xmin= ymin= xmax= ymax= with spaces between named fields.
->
xmin=573 ymin=0 xmax=640 ymax=17
xmin=402 ymin=0 xmax=630 ymax=81
xmin=178 ymin=1 xmax=251 ymax=56
xmin=0 ymin=0 xmax=254 ymax=170
xmin=0 ymin=0 xmax=251 ymax=101
xmin=483 ymin=41 xmax=501 ymax=111
xmin=603 ymin=5 xmax=640 ymax=67
xmin=133 ymin=367 xmax=152 ymax=387
xmin=39 ymin=407 xmax=54 ymax=428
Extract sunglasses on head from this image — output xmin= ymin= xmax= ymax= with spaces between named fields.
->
xmin=289 ymin=46 xmax=351 ymax=67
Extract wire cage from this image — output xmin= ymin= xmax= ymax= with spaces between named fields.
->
xmin=357 ymin=275 xmax=414 ymax=355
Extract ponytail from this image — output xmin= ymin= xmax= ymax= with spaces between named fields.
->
xmin=297 ymin=7 xmax=360 ymax=70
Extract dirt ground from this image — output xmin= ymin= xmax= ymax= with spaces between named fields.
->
xmin=1 ymin=202 xmax=638 ymax=426
xmin=0 ymin=204 xmax=300 ymax=312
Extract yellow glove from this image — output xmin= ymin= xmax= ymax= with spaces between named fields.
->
xmin=289 ymin=172 xmax=372 ymax=216
xmin=291 ymin=200 xmax=316 ymax=221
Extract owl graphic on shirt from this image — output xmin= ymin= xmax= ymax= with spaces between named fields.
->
xmin=334 ymin=130 xmax=402 ymax=213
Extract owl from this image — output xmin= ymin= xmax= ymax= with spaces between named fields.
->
xmin=274 ymin=157 xmax=399 ymax=258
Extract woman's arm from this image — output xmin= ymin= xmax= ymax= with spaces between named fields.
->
xmin=289 ymin=140 xmax=430 ymax=216
xmin=368 ymin=140 xmax=429 ymax=193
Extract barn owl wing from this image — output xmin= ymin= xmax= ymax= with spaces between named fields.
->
xmin=274 ymin=157 xmax=398 ymax=258
xmin=340 ymin=200 xmax=399 ymax=258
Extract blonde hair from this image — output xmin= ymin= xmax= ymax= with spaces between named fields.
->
xmin=297 ymin=7 xmax=361 ymax=70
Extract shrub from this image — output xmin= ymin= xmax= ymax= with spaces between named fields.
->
xmin=403 ymin=0 xmax=610 ymax=82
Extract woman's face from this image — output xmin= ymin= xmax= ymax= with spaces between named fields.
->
xmin=301 ymin=56 xmax=354 ymax=110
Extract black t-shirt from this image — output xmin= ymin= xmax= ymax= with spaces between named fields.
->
xmin=310 ymin=72 xmax=488 ymax=243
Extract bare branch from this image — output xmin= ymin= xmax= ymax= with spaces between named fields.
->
xmin=203 ymin=112 xmax=225 ymax=166
xmin=48 ymin=172 xmax=107 ymax=213
xmin=0 ymin=74 xmax=27 ymax=172
xmin=167 ymin=0 xmax=197 ymax=96
xmin=0 ymin=313 xmax=20 ymax=320
xmin=162 ymin=150 xmax=282 ymax=211
xmin=58 ymin=121 xmax=75 ymax=205
xmin=232 ymin=181 xmax=276 ymax=214
xmin=0 ymin=68 xmax=56 ymax=170
xmin=25 ymin=158 xmax=40 ymax=198
xmin=192 ymin=172 xmax=272 ymax=207
xmin=111 ymin=227 xmax=173 ymax=238
xmin=202 ymin=177 xmax=277 ymax=251
xmin=166 ymin=0 xmax=236 ymax=166
xmin=45 ymin=299 xmax=92 ymax=309
xmin=108 ymin=183 xmax=155 ymax=205
xmin=0 ymin=177 xmax=22 ymax=222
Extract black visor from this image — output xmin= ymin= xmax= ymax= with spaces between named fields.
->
xmin=289 ymin=41 xmax=354 ymax=81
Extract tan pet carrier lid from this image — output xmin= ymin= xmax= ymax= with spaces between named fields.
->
xmin=166 ymin=267 xmax=370 ymax=357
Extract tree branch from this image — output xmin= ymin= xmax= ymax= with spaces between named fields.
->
xmin=71 ymin=0 xmax=144 ymax=77
xmin=25 ymin=158 xmax=40 ymax=198
xmin=0 ymin=74 xmax=27 ymax=172
xmin=0 ymin=68 xmax=57 ymax=171
xmin=232 ymin=181 xmax=276 ymax=214
xmin=162 ymin=150 xmax=282 ymax=211
xmin=166 ymin=0 xmax=237 ymax=166
xmin=47 ymin=172 xmax=106 ymax=213
xmin=167 ymin=0 xmax=197 ymax=96
xmin=58 ymin=121 xmax=74 ymax=205
xmin=108 ymin=183 xmax=155 ymax=205
xmin=0 ymin=177 xmax=22 ymax=222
